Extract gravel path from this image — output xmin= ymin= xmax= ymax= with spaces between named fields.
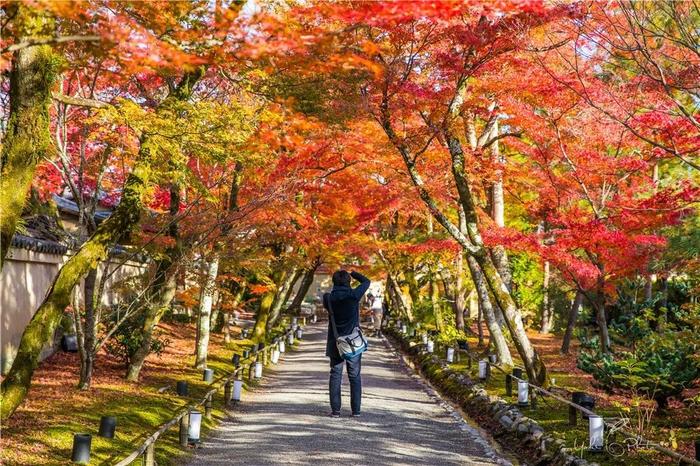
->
xmin=184 ymin=324 xmax=509 ymax=466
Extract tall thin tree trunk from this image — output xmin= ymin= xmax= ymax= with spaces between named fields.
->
xmin=595 ymin=281 xmax=610 ymax=354
xmin=77 ymin=267 xmax=99 ymax=389
xmin=454 ymin=254 xmax=466 ymax=330
xmin=209 ymin=289 xmax=221 ymax=331
xmin=539 ymin=260 xmax=553 ymax=334
xmin=127 ymin=183 xmax=184 ymax=381
xmin=476 ymin=300 xmax=484 ymax=347
xmin=388 ymin=274 xmax=411 ymax=322
xmin=286 ymin=263 xmax=319 ymax=315
xmin=644 ymin=275 xmax=654 ymax=302
xmin=488 ymin=119 xmax=513 ymax=291
xmin=561 ymin=290 xmax=583 ymax=354
xmin=660 ymin=277 xmax=668 ymax=309
xmin=430 ymin=270 xmax=444 ymax=332
xmin=467 ymin=256 xmax=512 ymax=365
xmin=0 ymin=5 xmax=57 ymax=268
xmin=195 ymin=253 xmax=220 ymax=369
xmin=267 ymin=267 xmax=299 ymax=331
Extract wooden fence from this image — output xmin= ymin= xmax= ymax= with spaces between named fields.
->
xmin=113 ymin=326 xmax=299 ymax=466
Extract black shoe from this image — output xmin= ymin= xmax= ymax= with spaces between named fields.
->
xmin=330 ymin=412 xmax=340 ymax=418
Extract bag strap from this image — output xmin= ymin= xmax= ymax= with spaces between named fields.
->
xmin=326 ymin=294 xmax=340 ymax=340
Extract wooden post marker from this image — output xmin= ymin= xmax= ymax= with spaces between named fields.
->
xmin=205 ymin=393 xmax=213 ymax=420
xmin=179 ymin=412 xmax=189 ymax=447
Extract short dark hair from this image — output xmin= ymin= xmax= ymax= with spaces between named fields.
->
xmin=332 ymin=270 xmax=351 ymax=287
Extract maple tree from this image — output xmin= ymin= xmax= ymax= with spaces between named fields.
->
xmin=0 ymin=0 xmax=697 ymax=433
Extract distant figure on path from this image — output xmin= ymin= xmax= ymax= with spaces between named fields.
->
xmin=323 ymin=269 xmax=370 ymax=417
xmin=369 ymin=291 xmax=384 ymax=337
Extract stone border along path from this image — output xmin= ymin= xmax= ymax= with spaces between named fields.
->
xmin=183 ymin=324 xmax=512 ymax=466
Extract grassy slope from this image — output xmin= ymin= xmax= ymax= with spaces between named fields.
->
xmin=0 ymin=322 xmax=274 ymax=465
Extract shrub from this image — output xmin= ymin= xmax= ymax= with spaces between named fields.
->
xmin=578 ymin=304 xmax=700 ymax=409
xmin=104 ymin=312 xmax=171 ymax=367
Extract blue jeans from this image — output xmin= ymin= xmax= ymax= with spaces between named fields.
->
xmin=329 ymin=354 xmax=362 ymax=414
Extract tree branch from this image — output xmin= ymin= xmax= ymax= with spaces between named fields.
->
xmin=2 ymin=35 xmax=100 ymax=53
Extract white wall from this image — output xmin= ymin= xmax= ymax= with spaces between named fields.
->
xmin=0 ymin=247 xmax=147 ymax=374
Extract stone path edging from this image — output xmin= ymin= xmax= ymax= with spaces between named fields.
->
xmin=385 ymin=329 xmax=600 ymax=466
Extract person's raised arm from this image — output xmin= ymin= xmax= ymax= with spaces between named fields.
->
xmin=350 ymin=271 xmax=370 ymax=300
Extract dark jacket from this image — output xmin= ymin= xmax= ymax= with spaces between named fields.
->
xmin=323 ymin=271 xmax=371 ymax=358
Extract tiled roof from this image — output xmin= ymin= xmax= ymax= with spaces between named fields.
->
xmin=10 ymin=234 xmax=69 ymax=255
xmin=53 ymin=194 xmax=111 ymax=223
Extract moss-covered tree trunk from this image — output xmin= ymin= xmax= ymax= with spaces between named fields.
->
xmin=404 ymin=268 xmax=421 ymax=307
xmin=125 ymin=264 xmax=178 ymax=381
xmin=194 ymin=252 xmax=220 ymax=369
xmin=252 ymin=291 xmax=275 ymax=343
xmin=0 ymin=5 xmax=57 ymax=268
xmin=487 ymin=119 xmax=513 ymax=292
xmin=594 ymin=276 xmax=611 ymax=354
xmin=466 ymin=256 xmax=512 ymax=365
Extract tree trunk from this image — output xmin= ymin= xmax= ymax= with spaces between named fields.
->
xmin=404 ymin=268 xmax=421 ymax=307
xmin=252 ymin=291 xmax=275 ymax=342
xmin=195 ymin=253 xmax=220 ymax=369
xmin=209 ymin=289 xmax=221 ymax=331
xmin=454 ymin=254 xmax=466 ymax=330
xmin=561 ymin=290 xmax=584 ymax=354
xmin=0 ymin=5 xmax=57 ymax=268
xmin=595 ymin=283 xmax=611 ymax=354
xmin=126 ymin=183 xmax=184 ymax=381
xmin=430 ymin=270 xmax=444 ymax=332
xmin=488 ymin=120 xmax=513 ymax=291
xmin=286 ymin=263 xmax=318 ymax=315
xmin=388 ymin=274 xmax=412 ymax=322
xmin=476 ymin=298 xmax=484 ymax=347
xmin=77 ymin=267 xmax=99 ymax=389
xmin=473 ymin=252 xmax=546 ymax=383
xmin=644 ymin=275 xmax=654 ymax=302
xmin=125 ymin=269 xmax=178 ymax=381
xmin=660 ymin=277 xmax=668 ymax=309
xmin=539 ymin=260 xmax=553 ymax=334
xmin=466 ymin=256 xmax=512 ymax=366
xmin=224 ymin=280 xmax=246 ymax=344
xmin=267 ymin=267 xmax=299 ymax=331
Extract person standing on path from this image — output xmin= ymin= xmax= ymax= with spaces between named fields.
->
xmin=369 ymin=291 xmax=384 ymax=337
xmin=323 ymin=269 xmax=370 ymax=417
